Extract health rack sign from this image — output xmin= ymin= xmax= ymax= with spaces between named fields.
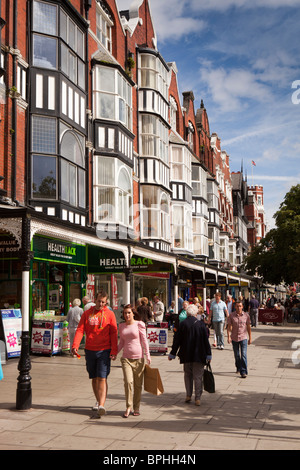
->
xmin=33 ymin=236 xmax=86 ymax=266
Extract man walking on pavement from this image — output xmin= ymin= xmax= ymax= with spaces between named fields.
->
xmin=248 ymin=294 xmax=259 ymax=327
xmin=208 ymin=292 xmax=229 ymax=349
xmin=227 ymin=300 xmax=252 ymax=378
xmin=72 ymin=291 xmax=118 ymax=417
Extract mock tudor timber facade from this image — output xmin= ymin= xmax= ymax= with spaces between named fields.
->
xmin=0 ymin=0 xmax=260 ymax=332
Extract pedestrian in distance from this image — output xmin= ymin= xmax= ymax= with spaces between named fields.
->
xmin=66 ymin=298 xmax=83 ymax=356
xmin=248 ymin=294 xmax=259 ymax=327
xmin=137 ymin=297 xmax=153 ymax=324
xmin=117 ymin=304 xmax=151 ymax=418
xmin=82 ymin=295 xmax=95 ymax=311
xmin=153 ymin=295 xmax=164 ymax=323
xmin=169 ymin=304 xmax=212 ymax=406
xmin=72 ymin=291 xmax=118 ymax=418
xmin=208 ymin=292 xmax=229 ymax=350
xmin=227 ymin=300 xmax=252 ymax=378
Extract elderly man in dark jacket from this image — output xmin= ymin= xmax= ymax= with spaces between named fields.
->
xmin=169 ymin=304 xmax=212 ymax=406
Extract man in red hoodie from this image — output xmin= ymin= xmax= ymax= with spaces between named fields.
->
xmin=72 ymin=291 xmax=118 ymax=417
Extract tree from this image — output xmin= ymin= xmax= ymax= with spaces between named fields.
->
xmin=243 ymin=184 xmax=300 ymax=285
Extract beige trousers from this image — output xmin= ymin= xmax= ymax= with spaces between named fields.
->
xmin=121 ymin=357 xmax=145 ymax=410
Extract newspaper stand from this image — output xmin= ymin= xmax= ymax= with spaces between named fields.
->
xmin=31 ymin=312 xmax=64 ymax=355
xmin=146 ymin=321 xmax=168 ymax=354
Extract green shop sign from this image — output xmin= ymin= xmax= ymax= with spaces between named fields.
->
xmin=87 ymin=246 xmax=173 ymax=274
xmin=88 ymin=245 xmax=126 ymax=273
xmin=130 ymin=255 xmax=173 ymax=273
xmin=33 ymin=236 xmax=86 ymax=265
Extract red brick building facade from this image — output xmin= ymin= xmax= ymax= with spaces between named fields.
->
xmin=0 ymin=0 xmax=258 ymax=327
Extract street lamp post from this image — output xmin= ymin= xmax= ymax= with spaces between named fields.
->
xmin=16 ymin=214 xmax=33 ymax=410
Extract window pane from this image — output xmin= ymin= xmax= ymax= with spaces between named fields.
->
xmin=96 ymin=92 xmax=115 ymax=119
xmin=97 ymin=67 xmax=115 ymax=93
xmin=61 ymin=159 xmax=69 ymax=202
xmin=69 ymin=19 xmax=76 ymax=51
xmin=119 ymin=98 xmax=125 ymax=123
xmin=33 ymin=34 xmax=57 ymax=69
xmin=97 ymin=187 xmax=115 ymax=220
xmin=61 ymin=43 xmax=68 ymax=75
xmin=61 ymin=131 xmax=84 ymax=166
xmin=32 ymin=155 xmax=56 ymax=199
xmin=32 ymin=116 xmax=56 ymax=154
xmin=33 ymin=1 xmax=57 ymax=35
xmin=60 ymin=10 xmax=67 ymax=42
xmin=77 ymin=29 xmax=84 ymax=59
xmin=97 ymin=158 xmax=114 ymax=185
xmin=69 ymin=51 xmax=77 ymax=83
xmin=78 ymin=59 xmax=85 ymax=89
xmin=78 ymin=169 xmax=86 ymax=208
xmin=69 ymin=164 xmax=76 ymax=206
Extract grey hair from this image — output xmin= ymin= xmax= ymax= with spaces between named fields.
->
xmin=72 ymin=298 xmax=81 ymax=307
xmin=186 ymin=304 xmax=198 ymax=316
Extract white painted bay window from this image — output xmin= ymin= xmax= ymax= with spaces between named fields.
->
xmin=94 ymin=156 xmax=133 ymax=227
xmin=170 ymin=145 xmax=192 ymax=186
xmin=139 ymin=53 xmax=168 ymax=101
xmin=141 ymin=187 xmax=170 ymax=241
xmin=140 ymin=114 xmax=168 ymax=164
xmin=93 ymin=65 xmax=132 ymax=130
xmin=172 ymin=204 xmax=193 ymax=252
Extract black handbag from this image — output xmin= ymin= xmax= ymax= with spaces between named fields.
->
xmin=203 ymin=362 xmax=215 ymax=393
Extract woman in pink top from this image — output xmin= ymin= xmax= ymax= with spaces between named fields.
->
xmin=117 ymin=304 xmax=151 ymax=418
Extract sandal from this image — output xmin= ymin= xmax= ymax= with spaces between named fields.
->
xmin=123 ymin=409 xmax=131 ymax=418
xmin=133 ymin=411 xmax=140 ymax=416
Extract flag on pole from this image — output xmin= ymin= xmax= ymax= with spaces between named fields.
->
xmin=252 ymin=160 xmax=256 ymax=166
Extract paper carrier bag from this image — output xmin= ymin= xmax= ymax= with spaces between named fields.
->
xmin=144 ymin=364 xmax=164 ymax=395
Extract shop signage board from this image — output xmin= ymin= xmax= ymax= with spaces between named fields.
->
xmin=32 ymin=236 xmax=86 ymax=266
xmin=88 ymin=245 xmax=126 ymax=273
xmin=0 ymin=309 xmax=22 ymax=358
xmin=0 ymin=234 xmax=20 ymax=258
xmin=31 ymin=320 xmax=63 ymax=355
xmin=87 ymin=246 xmax=173 ymax=274
xmin=146 ymin=322 xmax=168 ymax=354
xmin=130 ymin=256 xmax=173 ymax=273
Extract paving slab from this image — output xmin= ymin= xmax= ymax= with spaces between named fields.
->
xmin=0 ymin=323 xmax=299 ymax=453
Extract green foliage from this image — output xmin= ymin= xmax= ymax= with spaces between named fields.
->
xmin=244 ymin=184 xmax=300 ymax=284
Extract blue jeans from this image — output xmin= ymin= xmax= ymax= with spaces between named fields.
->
xmin=232 ymin=339 xmax=248 ymax=375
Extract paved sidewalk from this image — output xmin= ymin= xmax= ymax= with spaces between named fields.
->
xmin=0 ymin=323 xmax=300 ymax=451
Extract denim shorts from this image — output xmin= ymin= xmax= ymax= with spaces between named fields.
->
xmin=85 ymin=349 xmax=111 ymax=379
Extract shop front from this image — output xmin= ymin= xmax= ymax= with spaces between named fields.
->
xmin=131 ymin=255 xmax=174 ymax=311
xmin=0 ymin=231 xmax=22 ymax=309
xmin=31 ymin=235 xmax=87 ymax=316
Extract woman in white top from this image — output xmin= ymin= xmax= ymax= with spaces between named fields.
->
xmin=67 ymin=299 xmax=83 ymax=356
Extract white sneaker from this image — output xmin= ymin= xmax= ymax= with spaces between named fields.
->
xmin=92 ymin=401 xmax=99 ymax=411
xmin=98 ymin=405 xmax=106 ymax=417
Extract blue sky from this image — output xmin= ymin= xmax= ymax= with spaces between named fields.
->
xmin=117 ymin=0 xmax=300 ymax=228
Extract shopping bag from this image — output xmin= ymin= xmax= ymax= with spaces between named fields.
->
xmin=203 ymin=362 xmax=215 ymax=393
xmin=144 ymin=364 xmax=164 ymax=395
